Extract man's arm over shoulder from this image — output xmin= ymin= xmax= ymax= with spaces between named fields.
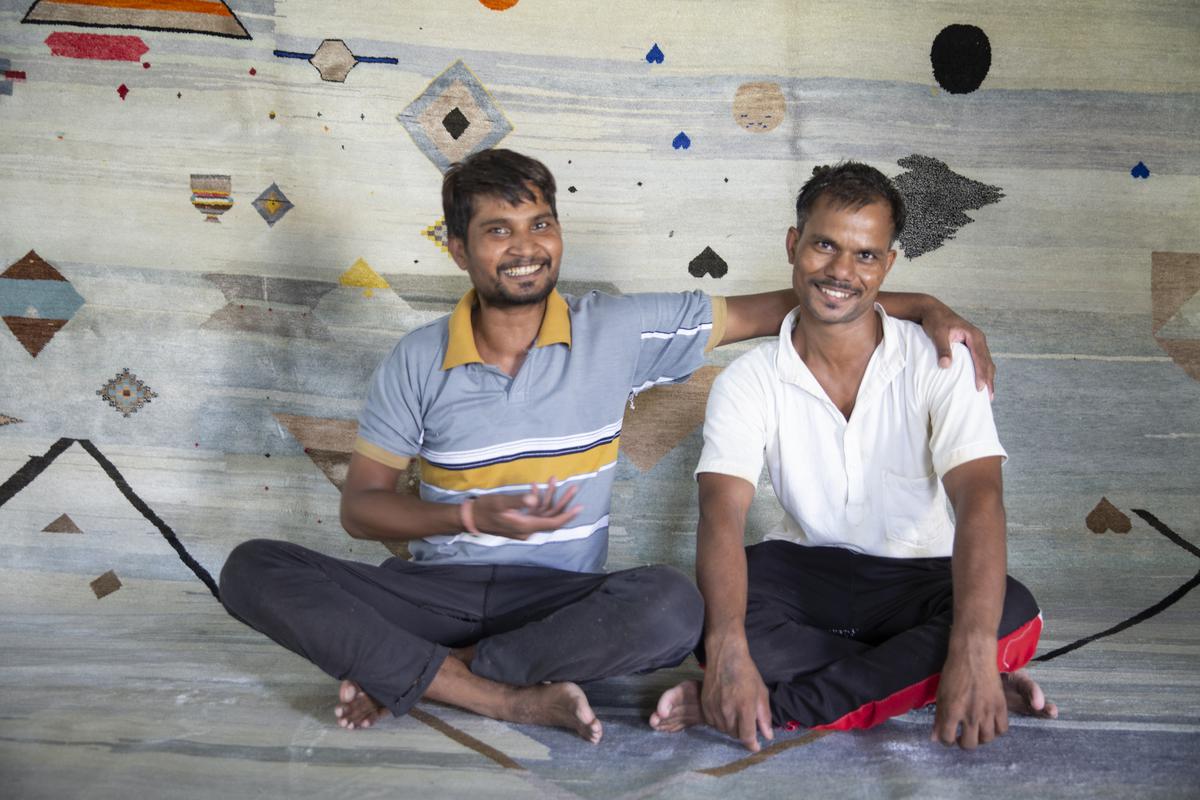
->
xmin=624 ymin=290 xmax=724 ymax=393
xmin=719 ymin=289 xmax=995 ymax=393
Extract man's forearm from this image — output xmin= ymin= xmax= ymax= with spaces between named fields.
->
xmin=340 ymin=488 xmax=462 ymax=542
xmin=949 ymin=491 xmax=1007 ymax=643
xmin=720 ymin=290 xmax=796 ymax=346
xmin=944 ymin=459 xmax=1008 ymax=643
xmin=696 ymin=475 xmax=757 ymax=649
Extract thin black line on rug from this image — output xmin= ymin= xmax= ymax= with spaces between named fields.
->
xmin=0 ymin=437 xmax=219 ymax=598
xmin=1035 ymin=510 xmax=1198 ymax=663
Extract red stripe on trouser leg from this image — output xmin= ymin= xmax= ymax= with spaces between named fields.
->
xmin=804 ymin=613 xmax=1043 ymax=733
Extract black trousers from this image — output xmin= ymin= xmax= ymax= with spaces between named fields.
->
xmin=219 ymin=539 xmax=704 ymax=717
xmin=700 ymin=541 xmax=1043 ymax=731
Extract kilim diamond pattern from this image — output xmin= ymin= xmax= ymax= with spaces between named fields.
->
xmin=398 ymin=60 xmax=513 ymax=173
xmin=252 ymin=182 xmax=294 ymax=226
xmin=421 ymin=217 xmax=451 ymax=255
xmin=1 ymin=250 xmax=85 ymax=357
xmin=96 ymin=368 xmax=157 ymax=417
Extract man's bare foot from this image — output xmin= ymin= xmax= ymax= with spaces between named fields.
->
xmin=510 ymin=682 xmax=603 ymax=744
xmin=423 ymin=652 xmax=600 ymax=743
xmin=1002 ymin=670 xmax=1058 ymax=719
xmin=334 ymin=680 xmax=388 ymax=730
xmin=649 ymin=679 xmax=705 ymax=733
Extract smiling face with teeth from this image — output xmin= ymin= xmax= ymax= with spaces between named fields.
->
xmin=786 ymin=194 xmax=897 ymax=329
xmin=448 ymin=186 xmax=563 ymax=309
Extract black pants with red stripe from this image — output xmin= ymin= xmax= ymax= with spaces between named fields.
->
xmin=715 ymin=540 xmax=1043 ymax=732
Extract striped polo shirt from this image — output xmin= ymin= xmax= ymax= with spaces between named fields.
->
xmin=354 ymin=288 xmax=726 ymax=572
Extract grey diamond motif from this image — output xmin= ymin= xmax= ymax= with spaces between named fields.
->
xmin=398 ymin=60 xmax=514 ymax=173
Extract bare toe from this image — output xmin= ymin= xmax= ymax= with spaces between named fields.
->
xmin=650 ymin=680 xmax=702 ymax=732
xmin=1003 ymin=670 xmax=1057 ymax=719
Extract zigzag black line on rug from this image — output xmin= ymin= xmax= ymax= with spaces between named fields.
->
xmin=0 ymin=437 xmax=219 ymax=597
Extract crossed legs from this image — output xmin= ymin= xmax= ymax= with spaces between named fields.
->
xmin=218 ymin=539 xmax=703 ymax=743
xmin=653 ymin=542 xmax=1055 ymax=738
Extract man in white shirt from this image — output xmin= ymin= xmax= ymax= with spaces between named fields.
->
xmin=649 ymin=162 xmax=1057 ymax=751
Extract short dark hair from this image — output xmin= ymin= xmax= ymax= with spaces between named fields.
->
xmin=795 ymin=161 xmax=906 ymax=244
xmin=442 ymin=149 xmax=557 ymax=242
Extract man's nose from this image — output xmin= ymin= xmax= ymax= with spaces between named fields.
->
xmin=507 ymin=227 xmax=538 ymax=255
xmin=825 ymin=251 xmax=854 ymax=281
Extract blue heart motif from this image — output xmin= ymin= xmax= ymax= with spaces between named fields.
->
xmin=672 ymin=131 xmax=691 ymax=150
xmin=1131 ymin=161 xmax=1150 ymax=179
xmin=645 ymin=43 xmax=664 ymax=64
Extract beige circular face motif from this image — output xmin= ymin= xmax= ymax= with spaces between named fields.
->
xmin=732 ymin=82 xmax=786 ymax=133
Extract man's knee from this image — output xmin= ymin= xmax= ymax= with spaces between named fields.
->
xmin=1001 ymin=575 xmax=1040 ymax=632
xmin=619 ymin=565 xmax=704 ymax=649
xmin=218 ymin=538 xmax=291 ymax=616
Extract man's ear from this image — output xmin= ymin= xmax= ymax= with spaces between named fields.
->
xmin=883 ymin=248 xmax=897 ymax=279
xmin=785 ymin=226 xmax=800 ymax=265
xmin=448 ymin=236 xmax=469 ymax=272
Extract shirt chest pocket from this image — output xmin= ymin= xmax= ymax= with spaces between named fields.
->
xmin=882 ymin=470 xmax=953 ymax=549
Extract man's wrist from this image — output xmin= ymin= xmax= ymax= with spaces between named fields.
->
xmin=948 ymin=626 xmax=998 ymax=656
xmin=459 ymin=497 xmax=481 ymax=534
xmin=705 ymin=626 xmax=750 ymax=656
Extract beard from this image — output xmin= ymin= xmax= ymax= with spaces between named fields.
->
xmin=476 ymin=259 xmax=557 ymax=308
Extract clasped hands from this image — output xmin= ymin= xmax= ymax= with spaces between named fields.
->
xmin=459 ymin=477 xmax=581 ymax=539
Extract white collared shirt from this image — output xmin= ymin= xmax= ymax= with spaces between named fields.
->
xmin=696 ymin=305 xmax=1006 ymax=558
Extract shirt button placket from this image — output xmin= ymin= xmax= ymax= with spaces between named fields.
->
xmin=843 ymin=421 xmax=866 ymax=525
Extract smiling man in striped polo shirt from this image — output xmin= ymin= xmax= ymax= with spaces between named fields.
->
xmin=218 ymin=149 xmax=994 ymax=743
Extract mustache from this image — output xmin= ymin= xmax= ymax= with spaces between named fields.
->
xmin=813 ymin=279 xmax=858 ymax=293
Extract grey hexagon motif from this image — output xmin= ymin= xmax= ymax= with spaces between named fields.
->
xmin=310 ymin=39 xmax=356 ymax=82
xmin=398 ymin=60 xmax=514 ymax=173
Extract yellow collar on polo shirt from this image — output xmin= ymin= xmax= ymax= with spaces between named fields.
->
xmin=441 ymin=288 xmax=572 ymax=370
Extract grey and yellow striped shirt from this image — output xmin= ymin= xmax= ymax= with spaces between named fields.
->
xmin=354 ymin=288 xmax=726 ymax=572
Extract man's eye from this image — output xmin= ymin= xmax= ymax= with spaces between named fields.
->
xmin=489 ymin=227 xmax=509 ymax=235
xmin=859 ymin=252 xmax=875 ymax=261
xmin=532 ymin=221 xmax=548 ymax=231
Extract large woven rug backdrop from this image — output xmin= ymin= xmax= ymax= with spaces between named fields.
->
xmin=1 ymin=2 xmax=1198 ymax=797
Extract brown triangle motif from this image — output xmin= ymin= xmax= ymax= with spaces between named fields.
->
xmin=620 ymin=366 xmax=723 ymax=472
xmin=3 ymin=317 xmax=68 ymax=357
xmin=43 ymin=513 xmax=83 ymax=533
xmin=274 ymin=413 xmax=359 ymax=453
xmin=305 ymin=448 xmax=352 ymax=490
xmin=274 ymin=413 xmax=419 ymax=559
xmin=274 ymin=413 xmax=423 ymax=496
xmin=1151 ymin=252 xmax=1200 ymax=335
xmin=1 ymin=250 xmax=67 ymax=281
xmin=1155 ymin=339 xmax=1200 ymax=382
